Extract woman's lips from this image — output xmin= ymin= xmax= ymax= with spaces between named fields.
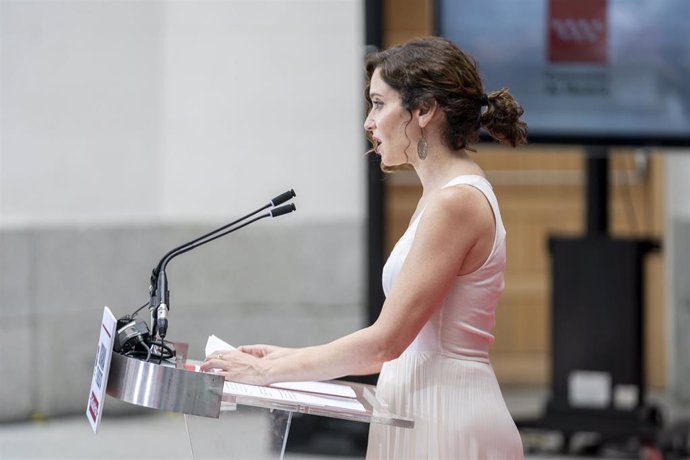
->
xmin=373 ymin=137 xmax=382 ymax=153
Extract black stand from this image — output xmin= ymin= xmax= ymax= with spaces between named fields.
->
xmin=518 ymin=147 xmax=662 ymax=454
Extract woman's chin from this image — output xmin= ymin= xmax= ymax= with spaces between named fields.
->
xmin=381 ymin=156 xmax=406 ymax=168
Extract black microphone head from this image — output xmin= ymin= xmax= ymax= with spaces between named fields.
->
xmin=271 ymin=189 xmax=296 ymax=206
xmin=157 ymin=318 xmax=168 ymax=340
xmin=270 ymin=203 xmax=296 ymax=218
xmin=150 ymin=268 xmax=159 ymax=287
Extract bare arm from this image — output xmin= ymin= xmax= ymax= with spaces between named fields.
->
xmin=234 ymin=344 xmax=382 ymax=376
xmin=201 ymin=186 xmax=493 ymax=384
xmin=347 ymin=362 xmax=384 ymax=376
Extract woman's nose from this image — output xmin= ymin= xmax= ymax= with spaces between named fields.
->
xmin=364 ymin=114 xmax=374 ymax=131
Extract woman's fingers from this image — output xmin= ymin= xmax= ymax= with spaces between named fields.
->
xmin=205 ymin=349 xmax=228 ymax=359
xmin=238 ymin=344 xmax=274 ymax=358
xmin=199 ymin=350 xmax=267 ymax=385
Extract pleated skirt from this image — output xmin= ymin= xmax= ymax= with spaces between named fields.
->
xmin=366 ymin=351 xmax=524 ymax=460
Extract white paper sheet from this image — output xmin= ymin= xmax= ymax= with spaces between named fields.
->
xmin=223 ymin=381 xmax=366 ymax=412
xmin=270 ymin=380 xmax=356 ymax=399
xmin=205 ymin=334 xmax=236 ymax=356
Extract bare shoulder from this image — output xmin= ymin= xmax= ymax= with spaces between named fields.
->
xmin=411 ymin=183 xmax=494 ymax=272
xmin=424 ymin=183 xmax=492 ymax=225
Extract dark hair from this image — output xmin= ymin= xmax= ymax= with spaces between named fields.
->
xmin=365 ymin=37 xmax=527 ymax=152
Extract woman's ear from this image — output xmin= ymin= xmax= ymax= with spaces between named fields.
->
xmin=415 ymin=98 xmax=438 ymax=129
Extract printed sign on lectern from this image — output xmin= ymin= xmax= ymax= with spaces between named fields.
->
xmin=86 ymin=306 xmax=117 ymax=433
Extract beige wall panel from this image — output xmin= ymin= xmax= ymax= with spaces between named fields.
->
xmin=492 ymin=353 xmax=550 ymax=384
xmin=646 ymin=253 xmax=666 ymax=388
xmin=383 ymin=0 xmax=433 ymax=47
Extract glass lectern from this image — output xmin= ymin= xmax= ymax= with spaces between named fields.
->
xmin=106 ymin=350 xmax=413 ymax=459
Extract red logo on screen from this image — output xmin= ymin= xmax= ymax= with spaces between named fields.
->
xmin=548 ymin=0 xmax=607 ymax=63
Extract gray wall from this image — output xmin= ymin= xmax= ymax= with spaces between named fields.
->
xmin=0 ymin=0 xmax=366 ymax=421
xmin=0 ymin=222 xmax=364 ymax=420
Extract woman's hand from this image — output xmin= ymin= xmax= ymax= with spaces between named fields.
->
xmin=201 ymin=349 xmax=269 ymax=385
xmin=238 ymin=344 xmax=295 ymax=360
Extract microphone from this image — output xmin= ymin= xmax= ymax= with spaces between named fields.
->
xmin=148 ymin=189 xmax=297 ymax=342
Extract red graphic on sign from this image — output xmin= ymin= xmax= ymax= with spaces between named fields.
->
xmin=88 ymin=391 xmax=99 ymax=422
xmin=548 ymin=0 xmax=608 ymax=63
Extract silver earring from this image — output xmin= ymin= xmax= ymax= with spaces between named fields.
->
xmin=417 ymin=136 xmax=428 ymax=160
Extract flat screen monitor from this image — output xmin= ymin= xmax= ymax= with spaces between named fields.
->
xmin=436 ymin=0 xmax=690 ymax=146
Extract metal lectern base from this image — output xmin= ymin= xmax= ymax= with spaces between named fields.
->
xmin=106 ymin=351 xmax=224 ymax=418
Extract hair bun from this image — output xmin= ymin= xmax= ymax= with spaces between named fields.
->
xmin=480 ymin=88 xmax=528 ymax=147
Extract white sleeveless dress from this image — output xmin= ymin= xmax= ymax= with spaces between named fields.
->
xmin=366 ymin=175 xmax=524 ymax=459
